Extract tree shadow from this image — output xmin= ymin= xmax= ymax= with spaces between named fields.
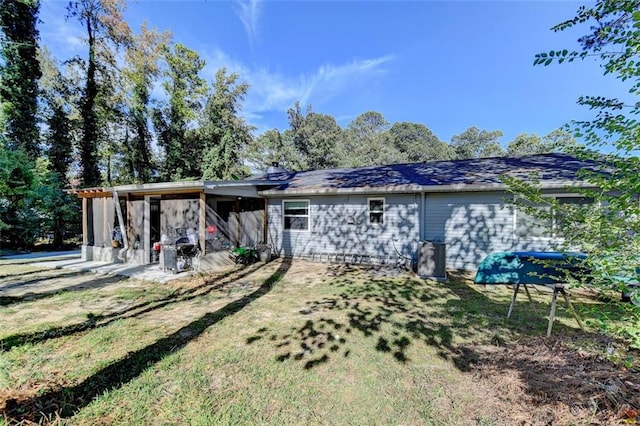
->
xmin=2 ymin=259 xmax=291 ymax=423
xmin=246 ymin=263 xmax=590 ymax=372
xmin=0 ymin=262 xmax=267 ymax=352
xmin=0 ymin=270 xmax=87 ymax=290
xmin=0 ymin=274 xmax=127 ymax=307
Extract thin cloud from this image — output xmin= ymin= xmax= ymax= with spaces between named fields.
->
xmin=235 ymin=0 xmax=262 ymax=48
xmin=39 ymin=1 xmax=85 ymax=59
xmin=201 ymin=48 xmax=393 ymax=129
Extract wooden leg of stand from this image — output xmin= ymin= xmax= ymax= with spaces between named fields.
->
xmin=507 ymin=283 xmax=520 ymax=318
xmin=547 ymin=287 xmax=559 ymax=337
xmin=523 ymin=284 xmax=534 ymax=304
xmin=560 ymin=288 xmax=586 ymax=332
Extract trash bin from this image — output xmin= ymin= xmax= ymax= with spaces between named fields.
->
xmin=257 ymin=244 xmax=272 ymax=262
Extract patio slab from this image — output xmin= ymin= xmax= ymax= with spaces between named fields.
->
xmin=3 ymin=251 xmax=193 ymax=283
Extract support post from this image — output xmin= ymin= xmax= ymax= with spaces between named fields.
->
xmin=113 ymin=191 xmax=128 ymax=249
xmin=263 ymin=197 xmax=268 ymax=244
xmin=82 ymin=198 xmax=88 ymax=246
xmin=144 ymin=195 xmax=151 ymax=264
xmin=103 ymin=196 xmax=109 ymax=248
xmin=235 ymin=197 xmax=242 ymax=247
xmin=547 ymin=287 xmax=560 ymax=337
xmin=507 ymin=283 xmax=520 ymax=318
xmin=199 ymin=191 xmax=206 ymax=255
xmin=560 ymin=288 xmax=586 ymax=332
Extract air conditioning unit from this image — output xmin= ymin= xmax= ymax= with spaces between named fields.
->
xmin=417 ymin=241 xmax=447 ymax=281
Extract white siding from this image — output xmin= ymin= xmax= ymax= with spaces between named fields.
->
xmin=424 ymin=191 xmax=560 ymax=270
xmin=268 ymin=194 xmax=420 ymax=261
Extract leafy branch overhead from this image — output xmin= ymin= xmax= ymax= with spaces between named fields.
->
xmin=510 ymin=0 xmax=640 ymax=345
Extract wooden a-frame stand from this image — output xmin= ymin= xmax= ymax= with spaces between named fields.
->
xmin=507 ymin=283 xmax=585 ymax=337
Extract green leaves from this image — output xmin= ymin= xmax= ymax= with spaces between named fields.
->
xmin=533 ymin=49 xmax=578 ymax=66
xmin=515 ymin=0 xmax=640 ymax=344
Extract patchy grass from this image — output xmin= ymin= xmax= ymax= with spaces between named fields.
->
xmin=0 ymin=259 xmax=638 ymax=425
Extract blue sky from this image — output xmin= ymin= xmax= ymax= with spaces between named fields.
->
xmin=38 ymin=0 xmax=629 ymax=148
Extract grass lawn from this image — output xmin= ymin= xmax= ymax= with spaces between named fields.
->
xmin=0 ymin=258 xmax=638 ymax=425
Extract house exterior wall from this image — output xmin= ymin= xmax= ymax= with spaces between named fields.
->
xmin=82 ymin=196 xmax=119 ymax=263
xmin=160 ymin=199 xmax=199 ymax=239
xmin=267 ymin=193 xmax=420 ymax=262
xmin=128 ymin=199 xmax=145 ymax=248
xmin=266 ymin=190 xmax=563 ymax=271
xmin=87 ymin=197 xmax=114 ymax=248
xmin=423 ymin=191 xmax=560 ymax=270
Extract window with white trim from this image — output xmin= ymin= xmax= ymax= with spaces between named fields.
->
xmin=368 ymin=198 xmax=385 ymax=224
xmin=515 ymin=196 xmax=593 ymax=238
xmin=283 ymin=200 xmax=310 ymax=231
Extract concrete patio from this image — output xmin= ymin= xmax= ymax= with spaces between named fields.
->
xmin=1 ymin=250 xmax=194 ymax=283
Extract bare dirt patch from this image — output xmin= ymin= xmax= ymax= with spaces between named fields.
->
xmin=463 ymin=335 xmax=640 ymax=425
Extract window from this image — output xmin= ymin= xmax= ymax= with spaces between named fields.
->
xmin=515 ymin=196 xmax=593 ymax=238
xmin=515 ymin=206 xmax=552 ymax=237
xmin=555 ymin=196 xmax=593 ymax=237
xmin=368 ymin=198 xmax=385 ymax=224
xmin=283 ymin=200 xmax=309 ymax=231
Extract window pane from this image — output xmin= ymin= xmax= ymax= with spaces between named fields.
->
xmin=284 ymin=201 xmax=308 ymax=216
xmin=285 ymin=216 xmax=308 ymax=230
xmin=556 ymin=197 xmax=593 ymax=236
xmin=369 ymin=199 xmax=384 ymax=212
xmin=558 ymin=197 xmax=592 ymax=205
xmin=370 ymin=212 xmax=384 ymax=224
xmin=516 ymin=209 xmax=551 ymax=237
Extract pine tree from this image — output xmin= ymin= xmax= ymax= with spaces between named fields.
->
xmin=0 ymin=0 xmax=41 ymax=159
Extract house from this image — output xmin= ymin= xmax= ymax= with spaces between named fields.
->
xmin=72 ymin=153 xmax=602 ymax=272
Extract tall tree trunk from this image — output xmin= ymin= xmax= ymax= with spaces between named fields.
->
xmin=81 ymin=19 xmax=101 ymax=187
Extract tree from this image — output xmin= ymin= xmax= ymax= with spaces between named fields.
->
xmin=506 ymin=133 xmax=545 ymax=156
xmin=0 ymin=0 xmax=41 ymax=159
xmin=507 ymin=130 xmax=579 ymax=156
xmin=67 ymin=0 xmax=131 ymax=187
xmin=511 ymin=0 xmax=640 ymax=343
xmin=450 ymin=127 xmax=504 ymax=159
xmin=0 ymin=0 xmax=42 ymax=248
xmin=153 ymin=42 xmax=207 ymax=180
xmin=122 ymin=22 xmax=170 ymax=183
xmin=38 ymin=48 xmax=75 ymax=182
xmin=38 ymin=48 xmax=80 ymax=248
xmin=246 ymin=128 xmax=300 ymax=172
xmin=387 ymin=122 xmax=453 ymax=163
xmin=286 ymin=102 xmax=343 ymax=170
xmin=200 ymin=68 xmax=254 ymax=180
xmin=0 ymin=148 xmax=38 ymax=247
xmin=340 ymin=111 xmax=391 ymax=167
xmin=542 ymin=129 xmax=578 ymax=153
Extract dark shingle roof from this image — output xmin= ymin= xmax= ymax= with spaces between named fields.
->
xmin=258 ymin=153 xmax=605 ymax=195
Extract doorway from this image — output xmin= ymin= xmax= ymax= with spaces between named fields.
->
xmin=150 ymin=198 xmax=161 ymax=247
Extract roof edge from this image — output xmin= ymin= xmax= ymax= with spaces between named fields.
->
xmin=258 ymin=180 xmax=596 ymax=197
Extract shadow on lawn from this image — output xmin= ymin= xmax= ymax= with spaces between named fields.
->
xmin=247 ymin=264 xmax=586 ymax=371
xmin=2 ymin=259 xmax=291 ymax=423
xmin=0 ymin=273 xmax=126 ymax=308
xmin=0 ymin=269 xmax=86 ymax=290
xmin=0 ymin=262 xmax=267 ymax=352
xmin=0 ymin=273 xmax=127 ymax=308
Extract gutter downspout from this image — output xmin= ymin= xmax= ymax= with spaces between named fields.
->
xmin=420 ymin=192 xmax=426 ymax=241
xmin=263 ymin=197 xmax=268 ymax=245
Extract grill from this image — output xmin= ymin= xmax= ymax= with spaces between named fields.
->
xmin=161 ymin=229 xmax=199 ymax=273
